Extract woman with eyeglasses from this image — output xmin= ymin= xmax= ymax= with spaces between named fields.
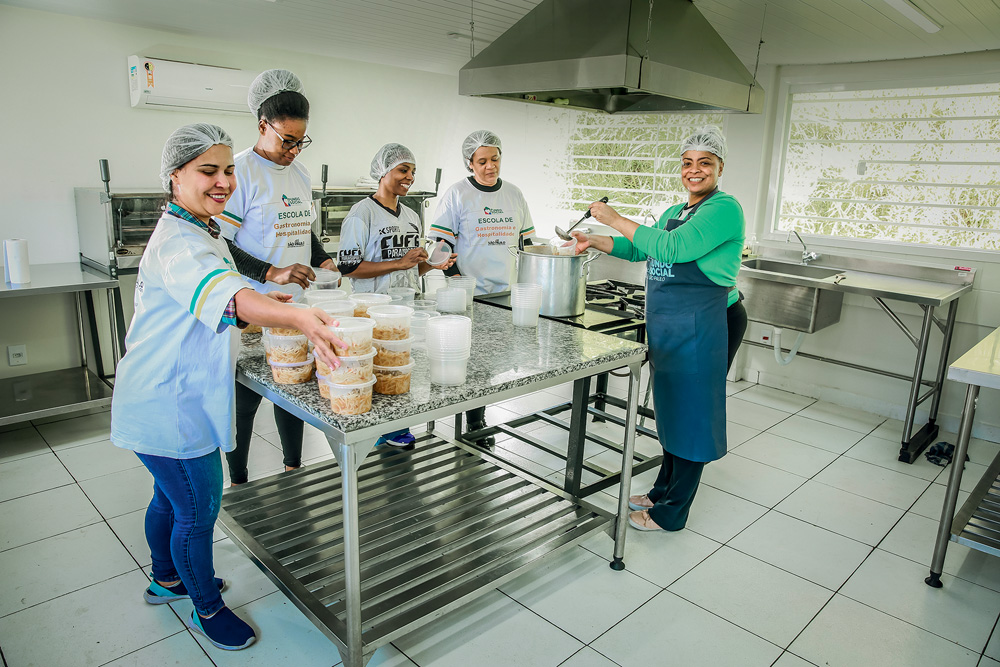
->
xmin=218 ymin=69 xmax=332 ymax=486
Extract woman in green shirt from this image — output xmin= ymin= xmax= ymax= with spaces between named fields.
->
xmin=572 ymin=126 xmax=747 ymax=532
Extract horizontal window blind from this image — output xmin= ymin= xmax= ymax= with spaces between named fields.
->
xmin=776 ymin=82 xmax=1000 ymax=250
xmin=561 ymin=114 xmax=724 ymax=218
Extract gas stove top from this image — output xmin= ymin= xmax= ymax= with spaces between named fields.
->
xmin=475 ymin=280 xmax=646 ymax=340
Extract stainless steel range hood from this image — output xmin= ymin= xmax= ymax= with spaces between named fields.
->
xmin=459 ymin=0 xmax=764 ymax=114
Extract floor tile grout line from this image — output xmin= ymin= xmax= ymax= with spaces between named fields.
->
xmin=0 ymin=562 xmax=152 ymax=621
xmin=91 ymin=628 xmax=192 ymax=667
xmin=0 ymin=515 xmax=107 ymax=555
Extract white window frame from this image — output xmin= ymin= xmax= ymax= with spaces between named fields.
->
xmin=763 ymin=51 xmax=1000 ymax=263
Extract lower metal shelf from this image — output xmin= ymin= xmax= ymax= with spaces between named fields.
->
xmin=219 ymin=434 xmax=614 ymax=653
xmin=952 ymin=452 xmax=1000 ymax=558
xmin=0 ymin=367 xmax=114 ymax=426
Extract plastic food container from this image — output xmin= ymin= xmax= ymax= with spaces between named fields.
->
xmin=373 ymin=361 xmax=414 ymax=395
xmin=328 ymin=317 xmax=376 ymax=356
xmin=269 ymin=354 xmax=314 ymax=384
xmin=426 ymin=239 xmax=452 ymax=265
xmin=550 ymin=237 xmax=577 ymax=256
xmin=372 ymin=336 xmax=413 ymax=366
xmin=327 ymin=377 xmax=376 ymax=415
xmin=302 ymin=289 xmax=348 ymax=307
xmin=428 ymin=354 xmax=469 ymax=386
xmin=387 ymin=287 xmax=416 ymax=303
xmin=350 ymin=292 xmax=393 ymax=317
xmin=411 ymin=299 xmax=438 ymax=312
xmin=367 ymin=304 xmax=413 ymax=340
xmin=324 ymin=349 xmax=376 ymax=384
xmin=318 ymin=299 xmax=356 ymax=320
xmin=434 ymin=287 xmax=467 ymax=313
xmin=316 ymin=373 xmax=331 ymax=399
xmin=262 ymin=332 xmax=309 ymax=363
xmin=265 ymin=303 xmax=310 ymax=336
xmin=310 ymin=268 xmax=342 ymax=290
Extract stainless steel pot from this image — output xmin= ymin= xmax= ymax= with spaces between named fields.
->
xmin=508 ymin=246 xmax=599 ymax=317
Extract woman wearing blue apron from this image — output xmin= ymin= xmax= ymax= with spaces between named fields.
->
xmin=572 ymin=126 xmax=748 ymax=531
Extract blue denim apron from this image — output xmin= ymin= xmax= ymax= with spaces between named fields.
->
xmin=646 ymin=189 xmax=729 ymax=462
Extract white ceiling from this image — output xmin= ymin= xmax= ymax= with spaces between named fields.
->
xmin=3 ymin=0 xmax=999 ymax=75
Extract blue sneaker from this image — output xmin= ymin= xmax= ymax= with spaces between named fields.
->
xmin=187 ymin=607 xmax=256 ymax=651
xmin=144 ymin=577 xmax=227 ymax=604
xmin=376 ymin=429 xmax=416 ymax=451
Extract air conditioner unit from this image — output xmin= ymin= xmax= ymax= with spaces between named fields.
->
xmin=128 ymin=56 xmax=259 ymax=114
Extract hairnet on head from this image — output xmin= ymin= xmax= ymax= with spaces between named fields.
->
xmin=370 ymin=143 xmax=416 ymax=181
xmin=160 ymin=123 xmax=234 ymax=192
xmin=462 ymin=130 xmax=502 ymax=171
xmin=248 ymin=69 xmax=304 ymax=116
xmin=680 ymin=125 xmax=727 ymax=161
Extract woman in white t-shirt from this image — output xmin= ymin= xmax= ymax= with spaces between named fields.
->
xmin=217 ymin=69 xmax=332 ymax=485
xmin=428 ymin=130 xmax=536 ymax=445
xmin=111 ymin=123 xmax=344 ymax=651
xmin=338 ymin=143 xmax=456 ymax=448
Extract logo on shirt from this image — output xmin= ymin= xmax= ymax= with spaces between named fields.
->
xmin=647 ymin=259 xmax=675 ymax=281
xmin=287 ymin=239 xmax=306 ymax=248
xmin=281 ymin=194 xmax=304 ymax=207
xmin=483 ymin=206 xmax=504 ymax=215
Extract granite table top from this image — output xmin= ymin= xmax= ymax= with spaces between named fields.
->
xmin=237 ymin=302 xmax=647 ymax=438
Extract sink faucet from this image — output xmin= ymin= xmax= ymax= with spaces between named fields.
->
xmin=788 ymin=230 xmax=821 ymax=264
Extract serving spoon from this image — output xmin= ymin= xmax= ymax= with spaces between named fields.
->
xmin=555 ymin=197 xmax=608 ymax=241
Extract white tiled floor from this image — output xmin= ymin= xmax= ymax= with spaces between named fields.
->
xmin=2 ymin=380 xmax=1000 ymax=666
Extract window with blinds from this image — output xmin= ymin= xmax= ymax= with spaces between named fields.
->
xmin=776 ymin=82 xmax=1000 ymax=250
xmin=561 ymin=113 xmax=724 ymax=218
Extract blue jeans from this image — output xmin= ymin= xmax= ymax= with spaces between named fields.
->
xmin=136 ymin=450 xmax=225 ymax=616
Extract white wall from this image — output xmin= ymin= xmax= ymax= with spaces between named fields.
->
xmin=0 ymin=4 xmax=572 ymax=379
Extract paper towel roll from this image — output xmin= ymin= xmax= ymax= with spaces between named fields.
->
xmin=3 ymin=239 xmax=30 ymax=284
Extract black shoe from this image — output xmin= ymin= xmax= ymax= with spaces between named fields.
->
xmin=466 ymin=421 xmax=496 ymax=449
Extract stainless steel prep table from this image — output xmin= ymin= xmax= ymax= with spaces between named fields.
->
xmin=221 ymin=303 xmax=647 ymax=667
xmin=926 ymin=325 xmax=1000 ymax=588
xmin=0 ymin=262 xmax=122 ymax=426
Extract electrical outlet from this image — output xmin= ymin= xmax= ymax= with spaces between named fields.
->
xmin=7 ymin=344 xmax=27 ymax=366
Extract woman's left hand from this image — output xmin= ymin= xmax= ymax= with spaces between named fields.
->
xmin=429 ymin=253 xmax=458 ymax=271
xmin=266 ymin=291 xmax=293 ymax=303
xmin=588 ymin=200 xmax=626 ymax=228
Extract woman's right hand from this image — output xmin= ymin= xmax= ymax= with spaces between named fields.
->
xmin=396 ymin=247 xmax=429 ymax=270
xmin=296 ymin=308 xmax=348 ymax=371
xmin=266 ymin=263 xmax=315 ymax=289
xmin=570 ymin=230 xmax=592 ymax=255
xmin=588 ymin=200 xmax=626 ymax=228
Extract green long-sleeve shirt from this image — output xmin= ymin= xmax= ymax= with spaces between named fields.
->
xmin=610 ymin=191 xmax=745 ymax=306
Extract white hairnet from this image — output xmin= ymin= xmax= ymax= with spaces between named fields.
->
xmin=160 ymin=123 xmax=234 ymax=192
xmin=680 ymin=126 xmax=727 ymax=161
xmin=248 ymin=69 xmax=304 ymax=116
xmin=370 ymin=143 xmax=416 ymax=181
xmin=462 ymin=130 xmax=502 ymax=171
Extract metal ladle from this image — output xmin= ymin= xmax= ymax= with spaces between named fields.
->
xmin=555 ymin=197 xmax=608 ymax=241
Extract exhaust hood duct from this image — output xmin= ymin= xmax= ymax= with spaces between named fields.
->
xmin=459 ymin=0 xmax=764 ymax=115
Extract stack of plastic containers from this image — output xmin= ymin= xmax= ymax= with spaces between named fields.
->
xmin=448 ymin=276 xmax=476 ymax=307
xmin=410 ymin=310 xmax=440 ymax=348
xmin=425 ymin=315 xmax=472 ymax=385
xmin=368 ymin=305 xmax=415 ymax=395
xmin=434 ymin=287 xmax=467 ymax=313
xmin=324 ymin=317 xmax=377 ymax=415
xmin=511 ymin=283 xmax=543 ymax=327
xmin=422 ymin=272 xmax=447 ymax=299
xmin=411 ymin=299 xmax=438 ymax=312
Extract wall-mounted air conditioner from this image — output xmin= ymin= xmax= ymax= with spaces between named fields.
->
xmin=128 ymin=56 xmax=259 ymax=114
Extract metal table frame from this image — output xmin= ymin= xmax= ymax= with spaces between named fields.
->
xmin=224 ymin=355 xmax=643 ymax=667
xmin=0 ymin=263 xmax=123 ymax=426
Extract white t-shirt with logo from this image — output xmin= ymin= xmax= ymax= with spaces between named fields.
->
xmin=111 ymin=212 xmax=250 ymax=459
xmin=219 ymin=147 xmax=316 ymax=297
xmin=428 ymin=178 xmax=534 ymax=294
xmin=338 ymin=196 xmax=422 ymax=294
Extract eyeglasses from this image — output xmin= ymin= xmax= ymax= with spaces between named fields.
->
xmin=265 ymin=121 xmax=312 ymax=151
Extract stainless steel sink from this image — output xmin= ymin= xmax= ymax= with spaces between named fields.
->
xmin=738 ymin=258 xmax=845 ymax=333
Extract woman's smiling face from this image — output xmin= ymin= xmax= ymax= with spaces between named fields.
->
xmin=170 ymin=143 xmax=236 ymax=222
xmin=680 ymin=150 xmax=723 ymax=203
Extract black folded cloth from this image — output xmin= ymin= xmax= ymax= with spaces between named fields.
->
xmin=925 ymin=441 xmax=970 ymax=468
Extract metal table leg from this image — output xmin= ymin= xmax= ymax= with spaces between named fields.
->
xmin=593 ymin=372 xmax=609 ymax=422
xmin=926 ymin=383 xmax=979 ymax=588
xmin=926 ymin=300 xmax=959 ymax=426
xmin=899 ymin=306 xmax=936 ymax=463
xmin=564 ymin=377 xmax=592 ymax=497
xmin=611 ymin=361 xmax=641 ymax=570
xmin=331 ymin=435 xmax=375 ymax=667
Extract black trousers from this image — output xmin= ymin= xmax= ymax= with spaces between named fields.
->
xmin=226 ymin=383 xmax=304 ymax=484
xmin=644 ymin=300 xmax=748 ymax=529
